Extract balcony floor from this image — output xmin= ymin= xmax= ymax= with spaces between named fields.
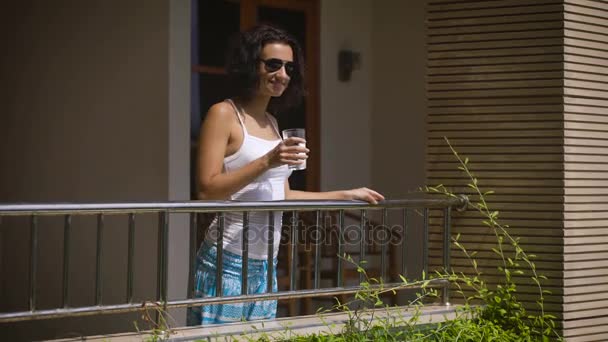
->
xmin=49 ymin=304 xmax=463 ymax=341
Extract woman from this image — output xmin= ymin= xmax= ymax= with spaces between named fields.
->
xmin=188 ymin=25 xmax=384 ymax=325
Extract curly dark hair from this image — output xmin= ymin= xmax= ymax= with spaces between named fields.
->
xmin=226 ymin=24 xmax=306 ymax=113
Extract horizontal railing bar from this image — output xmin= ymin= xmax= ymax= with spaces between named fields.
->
xmin=0 ymin=280 xmax=449 ymax=323
xmin=0 ymin=197 xmax=466 ymax=216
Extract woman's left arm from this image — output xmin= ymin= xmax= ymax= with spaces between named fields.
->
xmin=284 ymin=181 xmax=384 ymax=204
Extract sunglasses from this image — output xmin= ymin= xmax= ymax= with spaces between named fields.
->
xmin=260 ymin=58 xmax=297 ymax=76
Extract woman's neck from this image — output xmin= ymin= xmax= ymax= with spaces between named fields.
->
xmin=239 ymin=95 xmax=271 ymax=120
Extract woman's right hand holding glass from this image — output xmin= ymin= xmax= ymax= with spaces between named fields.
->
xmin=265 ymin=137 xmax=308 ymax=168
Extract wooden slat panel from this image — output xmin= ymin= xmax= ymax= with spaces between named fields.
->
xmin=562 ymin=267 xmax=608 ymax=278
xmin=566 ymin=87 xmax=608 ymax=99
xmin=429 ymin=104 xmax=563 ymax=114
xmin=427 ymin=12 xmax=563 ymax=28
xmin=565 ymin=96 xmax=608 ymax=108
xmin=565 ymin=62 xmax=608 ymax=76
xmin=429 ymin=71 xmax=563 ymax=83
xmin=429 ymin=29 xmax=563 ymax=44
xmin=565 ymin=54 xmax=608 ymax=68
xmin=428 ymin=62 xmax=562 ymax=75
xmin=565 ymin=284 xmax=608 ymax=296
xmin=427 ymin=4 xmax=563 ymax=20
xmin=565 ymin=80 xmax=608 ymax=92
xmin=428 ymin=45 xmax=564 ymax=63
xmin=565 ymin=28 xmax=608 ymax=45
xmin=563 ymin=316 xmax=608 ymax=330
xmin=429 ymin=37 xmax=564 ymax=51
xmin=429 ymin=96 xmax=563 ymax=107
xmin=565 ymin=37 xmax=608 ymax=54
xmin=565 ymin=11 xmax=608 ymax=28
xmin=428 ymin=79 xmax=563 ymax=91
xmin=425 ymin=1 xmax=608 ymax=338
xmin=564 ymin=260 xmax=608 ymax=270
xmin=429 ymin=113 xmax=563 ymax=122
xmin=565 ymin=106 xmax=608 ymax=115
xmin=428 ymin=130 xmax=562 ymax=138
xmin=429 ymin=54 xmax=563 ymax=67
xmin=565 ymin=116 xmax=608 ymax=125
xmin=428 ymin=137 xmax=563 ymax=146
xmin=428 ymin=86 xmax=562 ymax=98
xmin=568 ymin=332 xmax=608 ymax=342
xmin=563 ymin=316 xmax=608 ymax=331
xmin=565 ymin=46 xmax=608 ymax=62
xmin=429 ymin=21 xmax=564 ymax=36
xmin=565 ymin=1 xmax=608 ymax=15
xmin=428 ymin=0 xmax=562 ymax=12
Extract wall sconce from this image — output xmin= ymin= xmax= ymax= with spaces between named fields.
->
xmin=338 ymin=50 xmax=361 ymax=82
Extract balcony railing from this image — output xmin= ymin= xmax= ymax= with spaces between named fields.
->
xmin=0 ymin=195 xmax=466 ymax=324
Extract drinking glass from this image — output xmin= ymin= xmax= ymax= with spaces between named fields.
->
xmin=281 ymin=128 xmax=306 ymax=170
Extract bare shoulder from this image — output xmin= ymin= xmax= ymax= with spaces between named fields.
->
xmin=207 ymin=101 xmax=236 ymax=121
xmin=203 ymin=101 xmax=238 ymax=131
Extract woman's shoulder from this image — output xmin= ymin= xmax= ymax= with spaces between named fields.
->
xmin=201 ymin=101 xmax=239 ymax=133
xmin=206 ymin=101 xmax=238 ymax=121
xmin=208 ymin=100 xmax=236 ymax=117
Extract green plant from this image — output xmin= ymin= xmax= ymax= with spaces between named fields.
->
xmin=133 ymin=301 xmax=175 ymax=342
xmin=423 ymin=137 xmax=560 ymax=341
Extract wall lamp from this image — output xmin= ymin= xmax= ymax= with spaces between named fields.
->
xmin=338 ymin=49 xmax=361 ymax=82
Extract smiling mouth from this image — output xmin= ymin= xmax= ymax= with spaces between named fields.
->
xmin=270 ymin=79 xmax=288 ymax=86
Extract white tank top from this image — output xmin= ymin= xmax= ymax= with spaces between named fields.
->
xmin=204 ymin=99 xmax=292 ymax=259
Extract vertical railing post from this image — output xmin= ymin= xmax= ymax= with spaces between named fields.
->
xmin=156 ymin=211 xmax=170 ymax=306
xmin=359 ymin=210 xmax=366 ymax=285
xmin=187 ymin=212 xmax=197 ymax=299
xmin=95 ymin=214 xmax=104 ymax=305
xmin=337 ymin=210 xmax=345 ymax=287
xmin=127 ymin=213 xmax=136 ymax=303
xmin=29 ymin=215 xmax=38 ymax=311
xmin=290 ymin=211 xmax=299 ymax=291
xmin=422 ymin=208 xmax=429 ymax=278
xmin=155 ymin=211 xmax=169 ymax=325
xmin=381 ymin=209 xmax=388 ymax=282
xmin=402 ymin=208 xmax=408 ymax=279
xmin=161 ymin=212 xmax=169 ymax=306
xmin=267 ymin=211 xmax=275 ymax=294
xmin=314 ymin=210 xmax=321 ymax=289
xmin=442 ymin=206 xmax=452 ymax=306
xmin=242 ymin=212 xmax=249 ymax=295
xmin=216 ymin=213 xmax=225 ymax=297
xmin=62 ymin=215 xmax=71 ymax=308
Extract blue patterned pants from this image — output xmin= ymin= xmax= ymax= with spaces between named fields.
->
xmin=187 ymin=242 xmax=278 ymax=325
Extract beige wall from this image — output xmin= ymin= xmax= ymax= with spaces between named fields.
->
xmin=320 ymin=0 xmax=427 ymax=195
xmin=0 ymin=1 xmax=187 ymax=340
xmin=370 ymin=0 xmax=428 ymax=289
xmin=320 ymin=0 xmax=428 ymax=292
xmin=371 ymin=1 xmax=427 ymax=198
xmin=320 ymin=0 xmax=373 ymax=191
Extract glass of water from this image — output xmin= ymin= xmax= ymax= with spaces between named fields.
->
xmin=281 ymin=128 xmax=306 ymax=170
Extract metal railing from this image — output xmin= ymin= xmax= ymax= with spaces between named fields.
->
xmin=0 ymin=195 xmax=466 ymax=323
